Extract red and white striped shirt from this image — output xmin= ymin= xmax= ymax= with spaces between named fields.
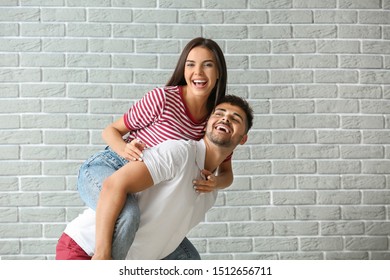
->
xmin=123 ymin=86 xmax=207 ymax=148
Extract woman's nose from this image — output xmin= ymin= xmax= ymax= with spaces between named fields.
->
xmin=194 ymin=65 xmax=203 ymax=75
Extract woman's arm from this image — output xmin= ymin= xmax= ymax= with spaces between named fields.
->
xmin=193 ymin=160 xmax=233 ymax=193
xmin=92 ymin=161 xmax=154 ymax=260
xmin=102 ymin=117 xmax=146 ymax=161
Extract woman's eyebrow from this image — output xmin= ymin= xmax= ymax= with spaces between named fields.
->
xmin=186 ymin=59 xmax=215 ymax=63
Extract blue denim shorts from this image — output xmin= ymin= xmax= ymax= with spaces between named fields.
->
xmin=77 ymin=147 xmax=128 ymax=209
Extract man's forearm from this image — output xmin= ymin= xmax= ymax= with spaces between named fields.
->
xmin=92 ymin=159 xmax=154 ymax=259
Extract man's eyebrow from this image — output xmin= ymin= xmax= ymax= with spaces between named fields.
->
xmin=214 ymin=108 xmax=244 ymax=121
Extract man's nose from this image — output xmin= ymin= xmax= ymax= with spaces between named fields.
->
xmin=221 ymin=116 xmax=230 ymax=122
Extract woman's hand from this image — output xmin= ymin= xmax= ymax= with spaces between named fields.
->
xmin=122 ymin=139 xmax=147 ymax=161
xmin=192 ymin=169 xmax=219 ymax=193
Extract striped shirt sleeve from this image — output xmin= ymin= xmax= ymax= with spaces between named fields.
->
xmin=123 ymin=88 xmax=166 ymax=131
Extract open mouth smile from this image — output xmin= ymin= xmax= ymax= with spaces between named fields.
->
xmin=214 ymin=123 xmax=232 ymax=134
xmin=192 ymin=80 xmax=207 ymax=87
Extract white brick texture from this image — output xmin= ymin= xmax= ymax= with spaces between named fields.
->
xmin=0 ymin=0 xmax=389 ymax=260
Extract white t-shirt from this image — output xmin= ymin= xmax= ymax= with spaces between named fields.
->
xmin=64 ymin=139 xmax=217 ymax=259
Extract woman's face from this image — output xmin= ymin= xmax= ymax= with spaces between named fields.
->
xmin=184 ymin=46 xmax=219 ymax=98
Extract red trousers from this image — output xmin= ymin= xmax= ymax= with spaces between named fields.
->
xmin=55 ymin=233 xmax=92 ymax=260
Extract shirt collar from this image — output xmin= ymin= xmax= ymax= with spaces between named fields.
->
xmin=195 ymin=139 xmax=206 ymax=174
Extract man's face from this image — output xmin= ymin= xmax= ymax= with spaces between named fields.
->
xmin=205 ymin=103 xmax=248 ymax=148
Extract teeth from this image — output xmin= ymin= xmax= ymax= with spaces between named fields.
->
xmin=193 ymin=80 xmax=207 ymax=85
xmin=215 ymin=125 xmax=231 ymax=133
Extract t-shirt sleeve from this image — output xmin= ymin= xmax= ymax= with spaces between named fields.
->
xmin=141 ymin=140 xmax=186 ymax=186
xmin=123 ymin=88 xmax=166 ymax=131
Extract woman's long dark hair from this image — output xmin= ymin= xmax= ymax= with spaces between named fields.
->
xmin=166 ymin=37 xmax=227 ymax=115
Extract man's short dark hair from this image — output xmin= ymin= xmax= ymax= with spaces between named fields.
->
xmin=216 ymin=95 xmax=254 ymax=132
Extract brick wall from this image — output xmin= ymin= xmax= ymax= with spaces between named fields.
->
xmin=0 ymin=0 xmax=389 ymax=260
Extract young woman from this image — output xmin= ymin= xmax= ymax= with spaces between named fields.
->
xmin=70 ymin=37 xmax=230 ymax=260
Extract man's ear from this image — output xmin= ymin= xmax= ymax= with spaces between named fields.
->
xmin=239 ymin=134 xmax=248 ymax=145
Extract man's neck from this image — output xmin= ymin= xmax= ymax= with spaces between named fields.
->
xmin=203 ymin=140 xmax=234 ymax=173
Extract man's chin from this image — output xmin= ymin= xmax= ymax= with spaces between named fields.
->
xmin=209 ymin=137 xmax=231 ymax=147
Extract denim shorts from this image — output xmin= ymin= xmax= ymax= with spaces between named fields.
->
xmin=77 ymin=147 xmax=128 ymax=210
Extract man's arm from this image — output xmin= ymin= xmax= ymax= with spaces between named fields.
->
xmin=93 ymin=161 xmax=154 ymax=260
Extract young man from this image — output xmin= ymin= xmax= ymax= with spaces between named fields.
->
xmin=56 ymin=95 xmax=253 ymax=260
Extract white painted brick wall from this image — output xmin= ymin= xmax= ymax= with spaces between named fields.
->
xmin=0 ymin=0 xmax=389 ymax=260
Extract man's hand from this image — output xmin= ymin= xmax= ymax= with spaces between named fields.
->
xmin=192 ymin=169 xmax=219 ymax=193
